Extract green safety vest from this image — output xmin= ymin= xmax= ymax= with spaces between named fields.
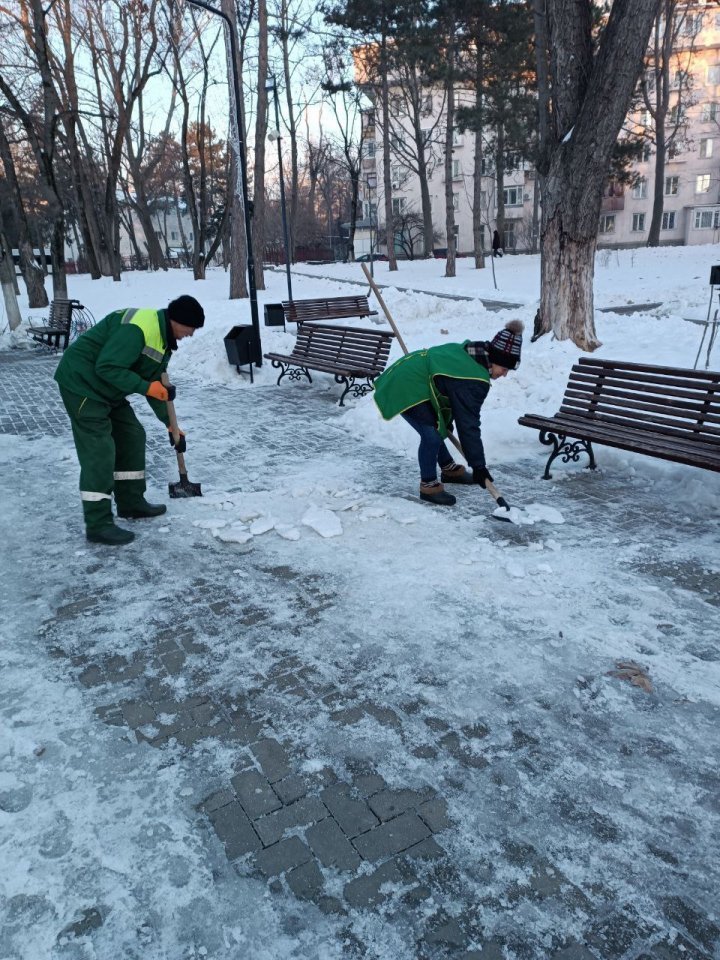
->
xmin=373 ymin=341 xmax=490 ymax=438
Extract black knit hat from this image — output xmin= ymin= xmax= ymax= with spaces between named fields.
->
xmin=487 ymin=319 xmax=523 ymax=370
xmin=167 ymin=295 xmax=205 ymax=329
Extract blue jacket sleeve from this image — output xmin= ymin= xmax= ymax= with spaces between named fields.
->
xmin=436 ymin=376 xmax=490 ymax=469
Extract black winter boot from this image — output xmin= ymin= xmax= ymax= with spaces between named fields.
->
xmin=117 ymin=500 xmax=167 ymax=519
xmin=87 ymin=524 xmax=136 ymax=545
xmin=419 ymin=481 xmax=456 ymax=506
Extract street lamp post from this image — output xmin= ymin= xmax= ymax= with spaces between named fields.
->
xmin=185 ymin=0 xmax=261 ymax=367
xmin=265 ymin=75 xmax=293 ymax=301
xmin=366 ymin=174 xmax=377 ymax=278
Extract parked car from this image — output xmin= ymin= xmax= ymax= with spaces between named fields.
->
xmin=355 ymin=253 xmax=388 ymax=262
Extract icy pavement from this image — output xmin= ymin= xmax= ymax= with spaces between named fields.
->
xmin=1 ymin=349 xmax=719 ymax=960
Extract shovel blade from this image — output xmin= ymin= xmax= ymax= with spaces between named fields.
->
xmin=169 ymin=478 xmax=202 ymax=498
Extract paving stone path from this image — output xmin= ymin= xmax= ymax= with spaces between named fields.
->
xmin=1 ymin=346 xmax=719 ymax=959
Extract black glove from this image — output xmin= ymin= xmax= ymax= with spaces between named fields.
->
xmin=473 ymin=466 xmax=494 ymax=486
xmin=168 ymin=429 xmax=186 ymax=453
xmin=166 ymin=383 xmax=176 ymax=402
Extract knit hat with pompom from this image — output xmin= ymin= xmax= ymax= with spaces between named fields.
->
xmin=488 ymin=319 xmax=523 ymax=369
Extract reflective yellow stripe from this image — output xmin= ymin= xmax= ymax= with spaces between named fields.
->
xmin=81 ymin=491 xmax=112 ymax=501
xmin=113 ymin=471 xmax=145 ymax=480
xmin=121 ymin=308 xmax=166 ymax=360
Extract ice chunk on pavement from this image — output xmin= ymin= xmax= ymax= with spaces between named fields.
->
xmin=214 ymin=524 xmax=253 ymax=544
xmin=359 ymin=506 xmax=386 ymax=520
xmin=193 ymin=517 xmax=227 ymax=530
xmin=301 ymin=506 xmax=343 ymax=538
xmin=276 ymin=524 xmax=301 ymax=541
xmin=237 ymin=509 xmax=261 ymax=522
xmin=250 ymin=517 xmax=275 ymax=535
xmin=525 ymin=503 xmax=565 ymax=524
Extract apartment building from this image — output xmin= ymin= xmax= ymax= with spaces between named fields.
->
xmin=358 ymin=3 xmax=720 ymax=255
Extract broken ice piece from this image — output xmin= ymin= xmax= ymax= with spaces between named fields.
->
xmin=301 ymin=506 xmax=343 ymax=538
xmin=276 ymin=524 xmax=301 ymax=541
xmin=250 ymin=517 xmax=275 ymax=535
xmin=237 ymin=510 xmax=261 ymax=522
xmin=214 ymin=528 xmax=253 ymax=544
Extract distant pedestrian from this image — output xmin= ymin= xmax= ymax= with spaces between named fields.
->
xmin=492 ymin=229 xmax=504 ymax=258
xmin=54 ymin=295 xmax=205 ymax=545
xmin=373 ymin=320 xmax=524 ymax=505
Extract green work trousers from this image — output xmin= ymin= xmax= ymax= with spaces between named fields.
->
xmin=59 ymin=387 xmax=148 ymax=531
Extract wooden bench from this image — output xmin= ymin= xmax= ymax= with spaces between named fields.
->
xmin=264 ymin=322 xmax=395 ymax=405
xmin=28 ymin=298 xmax=83 ymax=351
xmin=282 ymin=295 xmax=378 ymax=326
xmin=518 ymin=357 xmax=720 ymax=478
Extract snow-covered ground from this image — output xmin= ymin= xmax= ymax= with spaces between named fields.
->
xmin=1 ymin=248 xmax=719 ymax=959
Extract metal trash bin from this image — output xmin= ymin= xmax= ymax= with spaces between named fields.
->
xmin=224 ymin=325 xmax=261 ymax=383
xmin=264 ymin=303 xmax=285 ymax=328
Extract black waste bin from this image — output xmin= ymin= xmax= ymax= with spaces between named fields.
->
xmin=224 ymin=325 xmax=261 ymax=383
xmin=264 ymin=303 xmax=285 ymax=328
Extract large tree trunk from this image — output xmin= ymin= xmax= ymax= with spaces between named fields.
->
xmin=647 ymin=113 xmax=666 ymax=247
xmin=535 ymin=0 xmax=663 ymax=347
xmin=443 ymin=45 xmax=457 ymax=279
xmin=494 ymin=125 xmax=505 ymax=249
xmin=0 ymin=230 xmax=23 ymax=331
xmin=0 ymin=115 xmax=48 ymax=307
xmin=380 ymin=33 xmax=398 ymax=271
xmin=280 ymin=3 xmax=299 ymax=261
xmin=222 ymin=0 xmax=249 ymax=298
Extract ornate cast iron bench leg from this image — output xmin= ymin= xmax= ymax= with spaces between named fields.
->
xmin=271 ymin=359 xmax=312 ymax=386
xmin=334 ymin=375 xmax=374 ymax=406
xmin=539 ymin=429 xmax=596 ymax=479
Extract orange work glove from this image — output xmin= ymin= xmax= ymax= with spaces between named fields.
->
xmin=146 ymin=380 xmax=176 ymax=402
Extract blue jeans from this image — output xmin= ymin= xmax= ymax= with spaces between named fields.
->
xmin=401 ymin=402 xmax=454 ymax=483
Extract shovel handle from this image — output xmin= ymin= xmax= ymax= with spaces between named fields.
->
xmin=161 ymin=372 xmax=187 ymax=474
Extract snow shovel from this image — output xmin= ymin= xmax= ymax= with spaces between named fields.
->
xmin=361 ymin=262 xmax=515 ymax=522
xmin=161 ymin=373 xmax=202 ymax=498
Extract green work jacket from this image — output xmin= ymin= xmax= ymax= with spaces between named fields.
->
xmin=54 ymin=308 xmax=172 ymax=426
xmin=373 ymin=341 xmax=490 ymax=438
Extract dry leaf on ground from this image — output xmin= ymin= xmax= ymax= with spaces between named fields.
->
xmin=607 ymin=659 xmax=653 ymax=693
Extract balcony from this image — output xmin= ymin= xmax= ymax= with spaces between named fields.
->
xmin=601 ymin=195 xmax=625 ymax=211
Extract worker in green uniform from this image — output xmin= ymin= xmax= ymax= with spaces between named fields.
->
xmin=54 ymin=295 xmax=205 ymax=545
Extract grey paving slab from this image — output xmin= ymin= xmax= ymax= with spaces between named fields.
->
xmin=253 ymin=796 xmax=328 ymax=847
xmin=320 ymin=784 xmax=379 ymax=838
xmin=208 ymin=801 xmax=262 ymax=860
xmin=250 ymin=738 xmax=292 ymax=782
xmin=254 ymin=836 xmax=312 ymax=877
xmin=305 ymin=816 xmax=362 ymax=870
xmin=351 ymin=812 xmax=431 ymax=862
xmin=367 ymin=787 xmax=435 ymax=822
xmin=230 ymin=770 xmax=282 ymax=820
xmin=343 ymin=859 xmax=405 ymax=909
xmin=286 ymin=858 xmax=325 ymax=901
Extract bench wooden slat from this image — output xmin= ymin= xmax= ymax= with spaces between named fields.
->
xmin=264 ymin=319 xmax=395 ymax=404
xmin=283 ymin=296 xmax=378 ymax=324
xmin=519 ymin=357 xmax=720 ymax=478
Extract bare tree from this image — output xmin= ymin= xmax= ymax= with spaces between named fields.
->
xmin=253 ymin=0 xmax=269 ymax=290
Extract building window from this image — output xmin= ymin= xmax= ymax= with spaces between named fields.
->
xmin=665 ymin=176 xmax=679 ymax=195
xmin=452 ymin=192 xmax=459 ymax=210
xmin=642 ymin=143 xmax=652 ymax=162
xmin=639 ymin=110 xmax=652 ymax=128
xmin=452 ymin=129 xmax=463 ymax=147
xmin=367 ymin=141 xmax=376 ymax=159
xmin=680 ymin=13 xmax=703 ymax=36
xmin=708 ymin=65 xmax=720 ymax=84
xmin=662 ymin=211 xmax=676 ymax=229
xmin=503 ymin=221 xmax=515 ymax=250
xmin=453 ymin=224 xmax=459 ymax=238
xmin=391 ymin=197 xmax=406 ymax=215
xmin=696 ymin=173 xmax=711 ymax=193
xmin=171 ymin=231 xmax=178 ymax=241
xmin=481 ymin=158 xmax=494 ymax=175
xmin=668 ymin=141 xmax=681 ymax=159
xmin=599 ymin=214 xmax=615 ymax=234
xmin=632 ymin=213 xmax=646 ymax=232
xmin=700 ymin=138 xmax=714 ymax=159
xmin=669 ymin=103 xmax=685 ymax=124
xmin=694 ymin=209 xmax=720 ymax=229
xmin=364 ymin=201 xmax=377 ymax=220
xmin=503 ymin=185 xmax=523 ymax=206
xmin=421 ymin=93 xmax=433 ymax=116
xmin=451 ymin=158 xmax=461 ymax=179
xmin=701 ymin=102 xmax=719 ymax=122
xmin=391 ymin=164 xmax=404 ymax=188
xmin=632 ymin=178 xmax=648 ymax=199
